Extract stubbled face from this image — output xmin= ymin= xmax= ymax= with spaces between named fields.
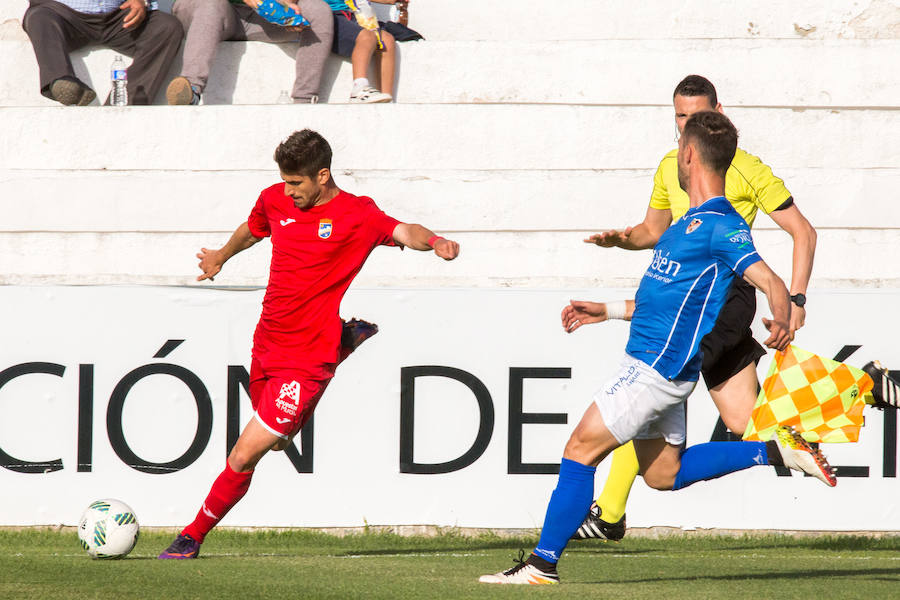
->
xmin=281 ymin=170 xmax=322 ymax=210
xmin=676 ymin=135 xmax=689 ymax=192
xmin=674 ymin=94 xmax=717 ymax=135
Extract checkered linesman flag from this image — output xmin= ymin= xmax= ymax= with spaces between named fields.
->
xmin=743 ymin=345 xmax=874 ymax=444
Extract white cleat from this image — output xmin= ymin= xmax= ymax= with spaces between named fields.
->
xmin=773 ymin=426 xmax=837 ymax=487
xmin=479 ymin=553 xmax=560 ymax=585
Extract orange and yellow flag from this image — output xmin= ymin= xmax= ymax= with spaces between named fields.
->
xmin=743 ymin=345 xmax=874 ymax=443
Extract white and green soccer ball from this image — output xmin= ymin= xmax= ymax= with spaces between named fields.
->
xmin=77 ymin=499 xmax=140 ymax=559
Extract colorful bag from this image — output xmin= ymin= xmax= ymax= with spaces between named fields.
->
xmin=256 ymin=0 xmax=310 ymax=28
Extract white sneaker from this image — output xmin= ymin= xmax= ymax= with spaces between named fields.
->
xmin=773 ymin=426 xmax=837 ymax=487
xmin=349 ymin=86 xmax=392 ymax=104
xmin=479 ymin=553 xmax=560 ymax=585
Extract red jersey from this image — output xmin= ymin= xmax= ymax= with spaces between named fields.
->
xmin=247 ymin=184 xmax=401 ymax=367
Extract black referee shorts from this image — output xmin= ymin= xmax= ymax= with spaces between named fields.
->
xmin=700 ymin=278 xmax=767 ymax=389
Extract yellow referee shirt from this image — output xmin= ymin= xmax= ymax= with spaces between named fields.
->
xmin=649 ymin=147 xmax=791 ymax=226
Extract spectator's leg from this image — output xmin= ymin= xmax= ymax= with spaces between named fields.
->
xmin=374 ymin=30 xmax=395 ymax=94
xmin=350 ymin=29 xmax=377 ymax=80
xmin=238 ymin=0 xmax=333 ymax=102
xmin=344 ymin=26 xmax=390 ymax=103
xmin=173 ymin=0 xmax=243 ymax=93
xmin=102 ymin=10 xmax=184 ymax=104
xmin=22 ymin=0 xmax=97 ymax=100
xmin=289 ymin=0 xmax=333 ymax=101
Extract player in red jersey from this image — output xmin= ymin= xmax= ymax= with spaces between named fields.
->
xmin=159 ymin=129 xmax=459 ymax=559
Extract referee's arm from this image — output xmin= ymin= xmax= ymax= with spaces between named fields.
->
xmin=741 ymin=260 xmax=792 ymax=351
xmin=767 ymin=202 xmax=817 ymax=334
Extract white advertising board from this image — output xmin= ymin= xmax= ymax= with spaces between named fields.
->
xmin=0 ymin=286 xmax=897 ymax=531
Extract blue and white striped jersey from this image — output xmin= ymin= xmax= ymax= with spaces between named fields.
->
xmin=625 ymin=196 xmax=761 ymax=381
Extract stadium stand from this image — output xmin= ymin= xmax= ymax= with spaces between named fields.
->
xmin=0 ymin=0 xmax=899 ymax=289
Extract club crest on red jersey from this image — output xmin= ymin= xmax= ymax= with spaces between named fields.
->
xmin=686 ymin=218 xmax=703 ymax=234
xmin=317 ymin=219 xmax=333 ymax=239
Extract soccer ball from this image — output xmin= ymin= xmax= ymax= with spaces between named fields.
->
xmin=77 ymin=499 xmax=140 ymax=559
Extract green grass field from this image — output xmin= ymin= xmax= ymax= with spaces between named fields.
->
xmin=1 ymin=529 xmax=897 ymax=599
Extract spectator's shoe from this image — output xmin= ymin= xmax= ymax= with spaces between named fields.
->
xmin=158 ymin=533 xmax=201 ymax=559
xmin=772 ymin=426 xmax=837 ymax=487
xmin=49 ymin=78 xmax=96 ymax=106
xmin=294 ymin=95 xmax=319 ymax=104
xmin=571 ymin=502 xmax=626 ymax=541
xmin=349 ymin=86 xmax=392 ymax=104
xmin=862 ymin=361 xmax=899 ymax=410
xmin=166 ymin=76 xmax=200 ymax=106
xmin=479 ymin=551 xmax=559 ymax=585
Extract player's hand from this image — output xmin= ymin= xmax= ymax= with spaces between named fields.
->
xmin=584 ymin=227 xmax=633 ymax=248
xmin=197 ymin=247 xmax=225 ymax=282
xmin=433 ymin=238 xmax=459 ymax=260
xmin=761 ymin=316 xmax=792 ymax=351
xmin=561 ymin=300 xmax=608 ymax=333
xmin=120 ymin=0 xmax=147 ymax=29
xmin=789 ymin=305 xmax=806 ymax=337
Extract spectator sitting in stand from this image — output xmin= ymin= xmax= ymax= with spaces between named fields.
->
xmin=165 ymin=0 xmax=333 ymax=105
xmin=21 ymin=0 xmax=183 ymax=105
xmin=326 ymin=0 xmax=399 ymax=103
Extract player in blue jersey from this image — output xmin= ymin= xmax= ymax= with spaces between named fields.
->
xmin=479 ymin=112 xmax=835 ymax=586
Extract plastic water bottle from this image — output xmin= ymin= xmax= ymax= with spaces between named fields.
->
xmin=277 ymin=90 xmax=292 ymax=104
xmin=110 ymin=55 xmax=127 ymax=106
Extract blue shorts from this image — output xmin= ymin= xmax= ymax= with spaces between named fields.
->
xmin=332 ymin=10 xmax=387 ymax=57
xmin=332 ymin=11 xmax=362 ymax=56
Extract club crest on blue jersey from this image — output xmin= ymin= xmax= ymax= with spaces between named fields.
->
xmin=686 ymin=218 xmax=703 ymax=234
xmin=317 ymin=219 xmax=333 ymax=239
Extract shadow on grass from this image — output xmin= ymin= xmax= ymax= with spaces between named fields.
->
xmin=582 ymin=567 xmax=900 ymax=585
xmin=334 ymin=542 xmax=533 ymax=556
xmin=559 ymin=546 xmax=661 ymax=556
xmin=340 ymin=542 xmax=662 ymax=557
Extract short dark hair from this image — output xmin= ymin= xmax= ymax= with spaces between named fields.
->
xmin=681 ymin=111 xmax=738 ymax=175
xmin=673 ymin=74 xmax=718 ymax=106
xmin=274 ymin=129 xmax=332 ymax=177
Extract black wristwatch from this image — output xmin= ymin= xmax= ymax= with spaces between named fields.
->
xmin=790 ymin=293 xmax=807 ymax=308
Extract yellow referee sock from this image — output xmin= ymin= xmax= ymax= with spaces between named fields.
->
xmin=594 ymin=442 xmax=640 ymax=523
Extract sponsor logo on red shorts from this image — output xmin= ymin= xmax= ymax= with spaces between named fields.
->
xmin=275 ymin=380 xmax=301 ymax=417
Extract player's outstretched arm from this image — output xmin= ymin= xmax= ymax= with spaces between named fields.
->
xmin=391 ymin=223 xmax=459 ymax=260
xmin=561 ymin=299 xmax=634 ymax=333
xmin=767 ymin=204 xmax=817 ymax=335
xmin=741 ymin=261 xmax=792 ymax=351
xmin=197 ymin=222 xmax=262 ymax=282
xmin=584 ymin=207 xmax=672 ymax=250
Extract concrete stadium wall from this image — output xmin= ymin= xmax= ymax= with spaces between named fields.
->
xmin=5 ymin=0 xmax=900 ymax=40
xmin=0 ymin=2 xmax=897 ymax=299
xmin=1 ymin=105 xmax=898 ymax=287
xmin=1 ymin=0 xmax=899 ymax=532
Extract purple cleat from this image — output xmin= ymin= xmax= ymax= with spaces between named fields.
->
xmin=339 ymin=318 xmax=380 ymax=364
xmin=158 ymin=533 xmax=201 ymax=559
xmin=341 ymin=317 xmax=379 ymax=352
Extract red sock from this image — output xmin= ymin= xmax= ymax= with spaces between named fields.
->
xmin=182 ymin=462 xmax=253 ymax=543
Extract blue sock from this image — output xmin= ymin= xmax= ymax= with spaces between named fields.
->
xmin=533 ymin=458 xmax=596 ymax=563
xmin=672 ymin=441 xmax=768 ymax=490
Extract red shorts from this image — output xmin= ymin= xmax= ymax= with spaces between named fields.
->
xmin=249 ymin=357 xmax=336 ymax=439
